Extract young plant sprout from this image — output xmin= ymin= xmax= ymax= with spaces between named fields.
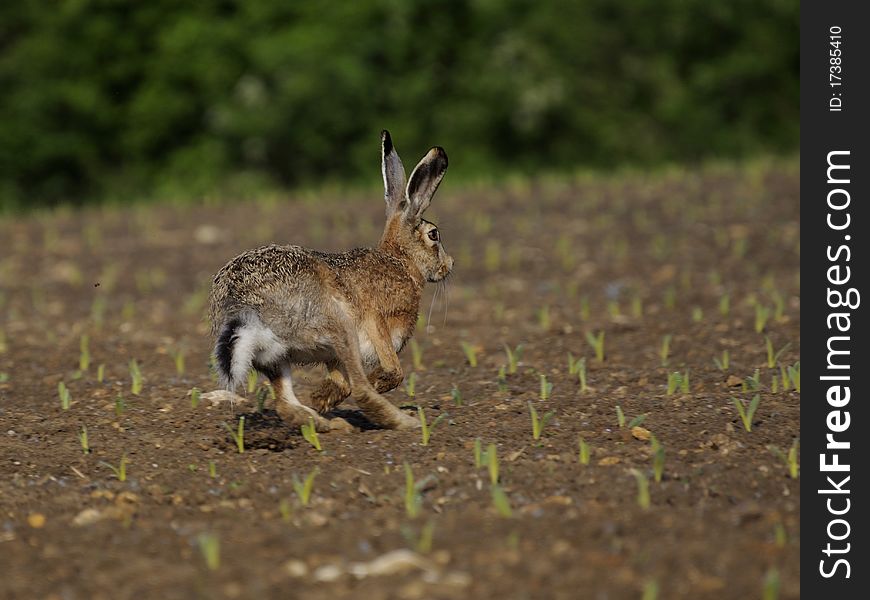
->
xmin=528 ymin=402 xmax=555 ymax=441
xmin=490 ymin=484 xmax=513 ymax=518
xmin=79 ymin=335 xmax=91 ymax=372
xmin=585 ymin=330 xmax=605 ymax=363
xmin=224 ymin=416 xmax=245 ymax=453
xmin=719 ymin=293 xmax=730 ymax=316
xmin=504 ymin=344 xmax=523 ymax=374
xmin=537 ymin=305 xmax=551 ymax=330
xmin=418 ymin=406 xmax=446 ymax=446
xmin=539 ymin=374 xmax=552 ymax=400
xmin=405 ymin=372 xmax=417 ymax=397
xmin=616 ymin=405 xmax=626 ymax=428
xmin=129 ymin=359 xmax=143 ymax=395
xmin=450 ymin=384 xmax=463 ymax=407
xmin=487 ymin=443 xmax=499 ymax=485
xmin=745 ymin=368 xmax=761 ymax=392
xmin=768 ymin=439 xmax=799 ymax=479
xmin=292 ymin=467 xmax=319 ymax=506
xmin=198 ymin=533 xmax=221 ymax=571
xmin=96 ymin=363 xmax=105 ymax=383
xmin=763 ymin=568 xmax=780 ymax=600
xmin=78 ymin=425 xmax=90 ymax=455
xmin=733 ymin=394 xmax=761 ymax=432
xmin=410 ymin=339 xmax=424 ymax=371
xmin=628 ymin=414 xmax=646 ymax=428
xmin=642 ymin=580 xmax=659 ymax=600
xmin=460 ymin=342 xmax=478 ymax=367
xmin=787 ymin=361 xmax=800 ymax=392
xmin=100 ymin=454 xmax=129 ymax=481
xmin=246 ymin=368 xmax=258 ymax=394
xmin=404 ymin=462 xmax=422 ymax=518
xmin=691 ymin=307 xmax=703 ymax=323
xmin=58 ymin=381 xmax=71 ymax=410
xmin=189 ymin=388 xmax=201 ymax=409
xmin=114 ymin=395 xmax=125 ymax=416
xmin=607 ymin=300 xmax=620 ymax=319
xmin=172 ymin=349 xmax=186 ymax=376
xmin=659 ymin=334 xmax=672 ymax=367
xmin=577 ymin=357 xmax=588 ymax=393
xmin=772 ymin=290 xmax=786 ymax=322
xmin=496 ymin=366 xmax=508 ymax=392
xmin=774 ymin=523 xmax=788 ymax=548
xmin=764 ymin=336 xmax=791 ymax=368
xmin=631 ymin=296 xmax=643 ymax=318
xmin=473 ymin=438 xmax=484 ymax=468
xmin=579 ymin=296 xmax=590 ymax=321
xmin=300 ymin=417 xmax=321 ymax=451
xmin=279 ymin=498 xmax=292 ymax=522
xmin=713 ymin=350 xmax=730 ymax=371
xmin=578 ymin=435 xmax=591 ymax=465
xmin=255 ymin=385 xmax=270 ymax=412
xmin=208 ymin=461 xmax=217 ymax=478
xmin=630 ymin=468 xmax=650 ymax=510
xmin=755 ymin=304 xmax=771 ymax=333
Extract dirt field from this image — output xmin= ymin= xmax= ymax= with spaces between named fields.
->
xmin=0 ymin=161 xmax=800 ymax=599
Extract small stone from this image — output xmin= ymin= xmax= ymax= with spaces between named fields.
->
xmin=598 ymin=456 xmax=621 ymax=466
xmin=726 ymin=375 xmax=743 ymax=387
xmin=27 ymin=513 xmax=46 ymax=528
xmin=631 ymin=426 xmax=651 ymax=441
xmin=283 ymin=559 xmax=308 ymax=578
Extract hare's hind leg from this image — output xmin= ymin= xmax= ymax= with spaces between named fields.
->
xmin=309 ymin=361 xmax=351 ymax=413
xmin=270 ymin=365 xmax=341 ymax=433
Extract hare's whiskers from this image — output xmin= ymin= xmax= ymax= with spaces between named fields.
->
xmin=427 ymin=282 xmax=439 ymax=333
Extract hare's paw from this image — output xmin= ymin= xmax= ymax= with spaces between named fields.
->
xmin=327 ymin=416 xmax=355 ymax=433
xmin=309 ymin=379 xmax=350 ymax=413
xmin=391 ymin=411 xmax=421 ymax=430
xmin=368 ymin=367 xmax=403 ymax=394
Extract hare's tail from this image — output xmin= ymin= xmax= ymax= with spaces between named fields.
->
xmin=213 ymin=310 xmax=284 ymax=390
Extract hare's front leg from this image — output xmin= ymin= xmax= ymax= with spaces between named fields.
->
xmin=309 ymin=361 xmax=351 ymax=413
xmin=364 ymin=319 xmax=404 ymax=393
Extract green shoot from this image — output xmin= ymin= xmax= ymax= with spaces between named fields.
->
xmin=585 ymin=330 xmax=605 ymax=362
xmin=567 ymin=352 xmax=579 ymax=375
xmin=418 ymin=406 xmax=446 ymax=446
xmin=405 ymin=372 xmax=417 ymax=397
xmin=96 ymin=363 xmax=105 ymax=383
xmin=577 ymin=357 xmax=588 ymax=393
xmin=774 ymin=523 xmax=787 ymax=548
xmin=579 ymin=296 xmax=590 ymax=321
xmin=578 ymin=435 xmax=590 ymax=465
xmin=300 ymin=417 xmax=321 ymax=451
xmin=539 ymin=374 xmax=552 ymax=400
xmin=224 ymin=416 xmax=245 ymax=453
xmin=631 ymin=296 xmax=643 ymax=318
xmin=607 ymin=300 xmax=620 ymax=319
xmin=768 ymin=440 xmax=799 ymax=479
xmin=642 ymin=580 xmax=659 ymax=600
xmin=628 ymin=414 xmax=646 ymax=428
xmin=473 ymin=438 xmax=484 ymax=468
xmin=114 ymin=395 xmax=125 ymax=416
xmin=719 ymin=293 xmax=730 ymax=316
xmin=404 ymin=462 xmax=422 ymax=518
xmin=190 ymin=388 xmax=200 ymax=408
xmin=410 ymin=339 xmax=423 ymax=371
xmin=490 ymin=485 xmax=513 ymax=518
xmin=460 ymin=342 xmax=478 ymax=367
xmin=691 ymin=306 xmax=703 ymax=323
xmin=208 ymin=461 xmax=217 ymax=478
xmin=487 ymin=443 xmax=499 ymax=485
xmin=666 ymin=372 xmax=680 ymax=395
xmin=772 ymin=290 xmax=786 ymax=321
xmin=100 ymin=454 xmax=128 ymax=481
xmin=528 ymin=402 xmax=555 ymax=441
xmin=616 ymin=405 xmax=625 ymax=428
xmin=58 ymin=381 xmax=71 ymax=410
xmin=279 ymin=499 xmax=292 ymax=522
xmin=255 ymin=385 xmax=269 ymax=412
xmin=630 ymin=468 xmax=650 ymax=510
xmin=755 ymin=304 xmax=771 ymax=333
xmin=763 ymin=568 xmax=780 ymax=600
xmin=197 ymin=533 xmax=220 ymax=571
xmin=787 ymin=361 xmax=800 ymax=392
xmin=765 ymin=336 xmax=792 ymax=368
xmin=713 ymin=350 xmax=730 ymax=371
xmin=172 ymin=349 xmax=186 ymax=376
xmin=292 ymin=467 xmax=318 ymax=506
xmin=79 ymin=425 xmax=90 ymax=454
xmin=537 ymin=305 xmax=551 ymax=330
xmin=779 ymin=365 xmax=790 ymax=391
xmin=664 ymin=286 xmax=676 ymax=310
xmin=659 ymin=334 xmax=672 ymax=367
xmin=733 ymin=394 xmax=761 ymax=432
xmin=746 ymin=368 xmax=761 ymax=391
xmin=246 ymin=369 xmax=258 ymax=394
xmin=504 ymin=344 xmax=523 ymax=374
xmin=129 ymin=359 xmax=143 ymax=395
xmin=450 ymin=384 xmax=463 ymax=406
xmin=79 ymin=335 xmax=91 ymax=372
xmin=496 ymin=366 xmax=508 ymax=392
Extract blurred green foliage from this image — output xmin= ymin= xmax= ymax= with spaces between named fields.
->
xmin=0 ymin=0 xmax=797 ymax=208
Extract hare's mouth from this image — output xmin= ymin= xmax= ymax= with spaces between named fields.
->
xmin=429 ymin=264 xmax=452 ymax=282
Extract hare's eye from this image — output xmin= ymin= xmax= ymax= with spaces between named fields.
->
xmin=427 ymin=229 xmax=439 ymax=242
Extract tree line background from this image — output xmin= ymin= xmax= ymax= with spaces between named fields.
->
xmin=0 ymin=0 xmax=798 ymax=209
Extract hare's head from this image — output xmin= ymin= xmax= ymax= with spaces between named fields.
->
xmin=379 ymin=130 xmax=453 ymax=283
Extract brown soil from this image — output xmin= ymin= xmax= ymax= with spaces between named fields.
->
xmin=0 ymin=161 xmax=800 ymax=599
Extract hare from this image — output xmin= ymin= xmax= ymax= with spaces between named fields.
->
xmin=206 ymin=131 xmax=452 ymax=432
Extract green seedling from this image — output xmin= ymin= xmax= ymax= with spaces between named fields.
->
xmin=631 ymin=296 xmax=643 ymax=318
xmin=418 ymin=406 xmax=447 ymax=446
xmin=628 ymin=414 xmax=647 ymax=428
xmin=78 ymin=425 xmax=90 ymax=454
xmin=279 ymin=498 xmax=292 ymax=522
xmin=224 ymin=416 xmax=245 ymax=453
xmin=745 ymin=368 xmax=761 ymax=392
xmin=460 ymin=342 xmax=478 ymax=367
xmin=765 ymin=336 xmax=791 ymax=368
xmin=585 ymin=330 xmax=605 ymax=362
xmin=733 ymin=394 xmax=761 ymax=432
xmin=404 ymin=462 xmax=422 ymax=518
xmin=616 ymin=405 xmax=626 ymax=428
xmin=172 ymin=349 xmax=186 ymax=376
xmin=772 ymin=290 xmax=786 ymax=321
xmin=496 ymin=366 xmax=508 ymax=392
xmin=755 ymin=304 xmax=771 ymax=333
xmin=96 ymin=364 xmax=105 ymax=383
xmin=198 ymin=533 xmax=220 ymax=571
xmin=577 ymin=357 xmax=588 ymax=393
xmin=537 ymin=305 xmax=551 ymax=330
xmin=100 ymin=454 xmax=128 ymax=481
xmin=779 ymin=365 xmax=790 ymax=391
xmin=473 ymin=438 xmax=484 ymax=468
xmin=58 ymin=381 xmax=71 ymax=410
xmin=300 ymin=417 xmax=321 ymax=451
xmin=651 ymin=435 xmax=664 ymax=483
xmin=579 ymin=296 xmax=590 ymax=321
xmin=630 ymin=468 xmax=650 ymax=510
xmin=787 ymin=361 xmax=800 ymax=392
xmin=578 ymin=435 xmax=590 ymax=465
xmin=763 ymin=568 xmax=780 ymax=600
xmin=487 ymin=443 xmax=499 ymax=485
xmin=539 ymin=374 xmax=552 ymax=400
xmin=208 ymin=461 xmax=217 ymax=478
xmin=771 ymin=375 xmax=779 ymax=393
xmin=79 ymin=335 xmax=91 ymax=372
xmin=416 ymin=312 xmax=426 ymax=332
xmin=567 ymin=353 xmax=580 ymax=375
xmin=642 ymin=580 xmax=659 ymax=600
xmin=129 ymin=360 xmax=143 ymax=395
xmin=410 ymin=339 xmax=423 ymax=370
xmin=450 ymin=385 xmax=463 ymax=406
xmin=607 ymin=300 xmax=620 ymax=319
xmin=659 ymin=334 xmax=672 ymax=367
xmin=246 ymin=369 xmax=258 ymax=394
xmin=490 ymin=485 xmax=513 ymax=518
xmin=292 ymin=467 xmax=318 ymax=506
xmin=691 ymin=307 xmax=703 ymax=323
xmin=667 ymin=371 xmax=689 ymax=395
xmin=504 ymin=344 xmax=523 ymax=374
xmin=190 ymin=388 xmax=201 ymax=408
xmin=405 ymin=372 xmax=417 ymax=397
xmin=774 ymin=523 xmax=787 ymax=548
xmin=713 ymin=350 xmax=730 ymax=371
xmin=114 ymin=395 xmax=125 ymax=416
xmin=680 ymin=369 xmax=689 ymax=393
xmin=0 ymin=373 xmax=8 ymax=383
xmin=528 ymin=402 xmax=555 ymax=441
xmin=768 ymin=439 xmax=799 ymax=479
xmin=719 ymin=293 xmax=730 ymax=316
xmin=255 ymin=385 xmax=269 ymax=412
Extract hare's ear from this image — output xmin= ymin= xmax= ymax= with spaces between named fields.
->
xmin=405 ymin=146 xmax=448 ymax=220
xmin=381 ymin=130 xmax=407 ymax=217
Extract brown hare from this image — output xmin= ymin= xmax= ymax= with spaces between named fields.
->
xmin=206 ymin=131 xmax=452 ymax=432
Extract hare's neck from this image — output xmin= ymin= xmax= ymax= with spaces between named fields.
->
xmin=377 ymin=242 xmax=425 ymax=292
